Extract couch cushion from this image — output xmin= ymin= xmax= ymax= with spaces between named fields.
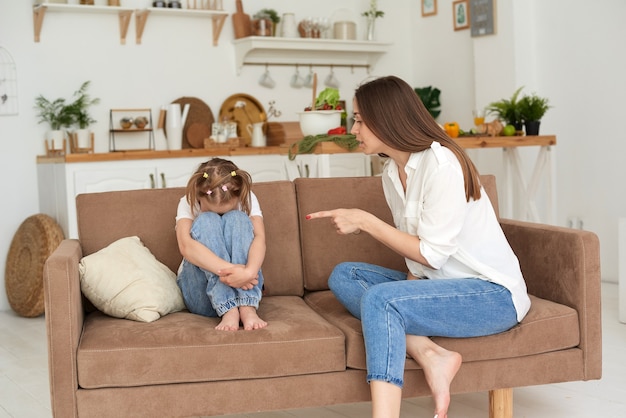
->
xmin=304 ymin=291 xmax=579 ymax=370
xmin=76 ymin=181 xmax=303 ymax=298
xmin=77 ymin=296 xmax=345 ymax=389
xmin=295 ymin=175 xmax=499 ymax=292
xmin=295 ymin=177 xmax=407 ymax=291
xmin=79 ymin=236 xmax=185 ymax=323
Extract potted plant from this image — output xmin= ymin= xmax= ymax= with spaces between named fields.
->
xmin=34 ymin=91 xmax=74 ymax=151
xmin=362 ymin=0 xmax=384 ymax=41
xmin=487 ymin=86 xmax=524 ymax=134
xmin=414 ymin=85 xmax=441 ymax=120
xmin=518 ymin=93 xmax=550 ymax=136
xmin=253 ymin=9 xmax=280 ymax=36
xmin=66 ymin=81 xmax=100 ymax=149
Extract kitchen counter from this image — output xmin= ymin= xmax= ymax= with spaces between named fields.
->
xmin=37 ymin=135 xmax=556 ymax=164
xmin=36 ymin=141 xmax=360 ymax=164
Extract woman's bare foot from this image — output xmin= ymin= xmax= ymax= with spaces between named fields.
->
xmin=215 ymin=308 xmax=240 ymax=331
xmin=240 ymin=306 xmax=267 ymax=330
xmin=406 ymin=335 xmax=462 ymax=418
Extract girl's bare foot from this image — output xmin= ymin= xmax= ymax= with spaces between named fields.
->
xmin=215 ymin=308 xmax=240 ymax=331
xmin=406 ymin=335 xmax=462 ymax=418
xmin=240 ymin=306 xmax=267 ymax=330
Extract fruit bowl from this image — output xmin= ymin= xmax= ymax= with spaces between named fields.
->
xmin=297 ymin=110 xmax=342 ymax=136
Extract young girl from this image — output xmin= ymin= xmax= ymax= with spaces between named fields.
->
xmin=175 ymin=158 xmax=267 ymax=331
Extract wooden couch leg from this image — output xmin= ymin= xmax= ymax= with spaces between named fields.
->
xmin=489 ymin=388 xmax=513 ymax=418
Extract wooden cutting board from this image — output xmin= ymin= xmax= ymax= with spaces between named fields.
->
xmin=232 ymin=0 xmax=251 ymax=39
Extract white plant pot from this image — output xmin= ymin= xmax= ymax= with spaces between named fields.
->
xmin=47 ymin=130 xmax=65 ymax=149
xmin=75 ymin=129 xmax=91 ymax=148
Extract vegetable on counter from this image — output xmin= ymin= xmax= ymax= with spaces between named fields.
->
xmin=327 ymin=126 xmax=346 ymax=135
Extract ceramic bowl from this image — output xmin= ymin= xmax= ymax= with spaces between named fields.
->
xmin=134 ymin=116 xmax=149 ymax=129
xmin=119 ymin=117 xmax=134 ymax=129
xmin=297 ymin=110 xmax=342 ymax=136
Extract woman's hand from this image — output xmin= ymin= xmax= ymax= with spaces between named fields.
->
xmin=218 ymin=265 xmax=259 ymax=290
xmin=306 ymin=208 xmax=367 ymax=235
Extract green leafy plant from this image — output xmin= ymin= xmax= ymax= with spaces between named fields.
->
xmin=253 ymin=8 xmax=280 ymax=24
xmin=34 ymin=95 xmax=73 ymax=131
xmin=518 ymin=93 xmax=550 ymax=122
xmin=487 ymin=86 xmax=524 ymax=126
xmin=414 ymin=86 xmax=441 ymax=120
xmin=66 ymin=81 xmax=100 ymax=129
xmin=35 ymin=81 xmax=100 ymax=131
xmin=362 ymin=0 xmax=384 ymax=18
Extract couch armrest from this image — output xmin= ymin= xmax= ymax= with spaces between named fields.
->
xmin=43 ymin=239 xmax=85 ymax=418
xmin=500 ymin=218 xmax=602 ymax=380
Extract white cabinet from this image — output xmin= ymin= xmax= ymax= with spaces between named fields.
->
xmin=38 ymin=153 xmax=370 ymax=238
xmin=39 ymin=156 xmax=209 ymax=238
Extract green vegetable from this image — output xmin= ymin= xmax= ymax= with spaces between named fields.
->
xmin=315 ymin=88 xmax=340 ymax=109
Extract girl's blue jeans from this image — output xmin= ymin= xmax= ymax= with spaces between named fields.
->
xmin=177 ymin=210 xmax=263 ymax=317
xmin=328 ymin=262 xmax=518 ymax=388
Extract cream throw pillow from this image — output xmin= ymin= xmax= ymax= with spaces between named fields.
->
xmin=79 ymin=236 xmax=185 ymax=322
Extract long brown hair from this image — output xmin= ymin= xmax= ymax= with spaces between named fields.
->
xmin=355 ymin=76 xmax=482 ymax=202
xmin=185 ymin=158 xmax=253 ymax=216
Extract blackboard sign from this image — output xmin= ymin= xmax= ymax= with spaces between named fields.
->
xmin=470 ymin=0 xmax=496 ymax=37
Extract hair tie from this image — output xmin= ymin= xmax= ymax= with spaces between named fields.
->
xmin=222 ymin=185 xmax=228 ymax=192
xmin=203 ymin=172 xmax=208 ymax=178
xmin=206 ymin=190 xmax=212 ymax=195
xmin=231 ymin=171 xmax=237 ymax=177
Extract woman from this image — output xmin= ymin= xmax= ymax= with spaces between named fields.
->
xmin=306 ymin=76 xmax=530 ymax=418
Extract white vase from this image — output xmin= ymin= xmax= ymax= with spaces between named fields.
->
xmin=366 ymin=17 xmax=376 ymax=41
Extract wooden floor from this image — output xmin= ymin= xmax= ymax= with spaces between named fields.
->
xmin=1 ymin=282 xmax=625 ymax=418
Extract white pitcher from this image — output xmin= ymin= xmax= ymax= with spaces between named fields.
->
xmin=165 ymin=103 xmax=190 ymax=150
xmin=247 ymin=122 xmax=266 ymax=147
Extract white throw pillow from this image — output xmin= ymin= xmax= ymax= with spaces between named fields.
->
xmin=79 ymin=236 xmax=185 ymax=322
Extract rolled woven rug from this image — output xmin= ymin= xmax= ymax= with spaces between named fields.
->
xmin=5 ymin=214 xmax=64 ymax=317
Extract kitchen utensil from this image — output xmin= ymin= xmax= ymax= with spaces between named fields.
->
xmin=297 ymin=110 xmax=342 ymax=136
xmin=290 ymin=65 xmax=305 ymax=88
xmin=247 ymin=122 xmax=266 ymax=147
xmin=258 ymin=65 xmax=276 ymax=88
xmin=165 ymin=103 xmax=189 ymax=150
xmin=232 ymin=0 xmax=251 ymax=39
xmin=219 ymin=93 xmax=267 ymax=146
xmin=281 ymin=13 xmax=298 ymax=37
xmin=324 ymin=66 xmax=339 ymax=88
xmin=333 ymin=21 xmax=356 ymax=40
xmin=311 ymin=72 xmax=317 ymax=109
xmin=164 ymin=97 xmax=215 ymax=148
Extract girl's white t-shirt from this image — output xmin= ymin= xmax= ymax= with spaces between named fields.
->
xmin=175 ymin=192 xmax=263 ymax=222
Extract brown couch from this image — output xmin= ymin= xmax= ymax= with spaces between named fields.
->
xmin=43 ymin=175 xmax=602 ymax=418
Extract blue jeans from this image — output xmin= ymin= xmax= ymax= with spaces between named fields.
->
xmin=177 ymin=210 xmax=263 ymax=317
xmin=328 ymin=262 xmax=518 ymax=388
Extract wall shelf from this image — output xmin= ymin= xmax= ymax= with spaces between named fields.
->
xmin=32 ymin=4 xmax=228 ymax=46
xmin=134 ymin=7 xmax=228 ymax=46
xmin=33 ymin=4 xmax=134 ymax=45
xmin=232 ymin=37 xmax=390 ymax=74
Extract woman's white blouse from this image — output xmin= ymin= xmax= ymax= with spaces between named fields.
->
xmin=381 ymin=141 xmax=530 ymax=322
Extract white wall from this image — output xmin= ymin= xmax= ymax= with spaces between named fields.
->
xmin=0 ymin=0 xmax=624 ymax=311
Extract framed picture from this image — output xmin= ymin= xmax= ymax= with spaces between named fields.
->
xmin=470 ymin=0 xmax=497 ymax=37
xmin=422 ymin=0 xmax=437 ymax=17
xmin=453 ymin=0 xmax=470 ymax=31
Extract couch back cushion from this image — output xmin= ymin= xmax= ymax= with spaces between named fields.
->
xmin=75 ymin=181 xmax=303 ymax=297
xmin=295 ymin=176 xmax=406 ymax=291
xmin=295 ymin=174 xmax=499 ymax=291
